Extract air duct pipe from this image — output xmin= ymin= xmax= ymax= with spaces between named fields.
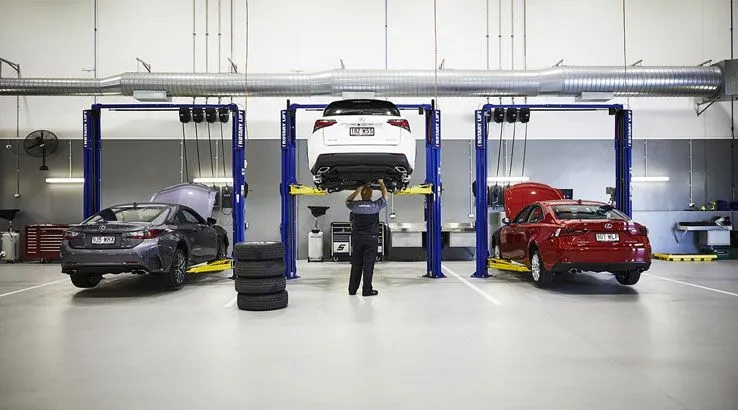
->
xmin=0 ymin=66 xmax=723 ymax=98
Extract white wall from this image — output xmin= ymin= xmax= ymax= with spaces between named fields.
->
xmin=0 ymin=0 xmax=736 ymax=141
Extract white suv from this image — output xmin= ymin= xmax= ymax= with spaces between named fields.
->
xmin=307 ymin=99 xmax=416 ymax=192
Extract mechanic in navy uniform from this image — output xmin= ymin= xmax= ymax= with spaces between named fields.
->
xmin=345 ymin=179 xmax=388 ymax=296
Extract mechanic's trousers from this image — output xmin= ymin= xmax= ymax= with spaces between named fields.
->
xmin=349 ymin=232 xmax=378 ymax=293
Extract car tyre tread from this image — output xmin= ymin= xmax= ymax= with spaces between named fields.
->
xmin=235 ymin=276 xmax=286 ymax=295
xmin=234 ymin=260 xmax=286 ymax=279
xmin=234 ymin=242 xmax=285 ymax=261
xmin=237 ymin=291 xmax=288 ymax=311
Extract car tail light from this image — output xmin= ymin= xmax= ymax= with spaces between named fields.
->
xmin=313 ymin=119 xmax=337 ymax=132
xmin=629 ymin=225 xmax=648 ymax=236
xmin=124 ymin=229 xmax=164 ymax=240
xmin=552 ymin=228 xmax=587 ymax=238
xmin=63 ymin=230 xmax=81 ymax=240
xmin=387 ymin=119 xmax=411 ymax=132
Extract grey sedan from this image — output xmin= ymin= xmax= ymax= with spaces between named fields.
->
xmin=61 ymin=203 xmax=229 ymax=289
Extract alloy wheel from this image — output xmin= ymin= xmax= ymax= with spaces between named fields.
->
xmin=531 ymin=253 xmax=541 ymax=282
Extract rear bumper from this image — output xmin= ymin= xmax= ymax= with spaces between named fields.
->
xmin=551 ymin=261 xmax=651 ymax=274
xmin=310 ymin=153 xmax=413 ymax=175
xmin=60 ymin=241 xmax=167 ymax=274
xmin=542 ymin=242 xmax=651 ymax=274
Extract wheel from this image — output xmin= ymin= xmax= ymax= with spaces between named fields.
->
xmin=235 ymin=276 xmax=286 ymax=295
xmin=234 ymin=242 xmax=285 ymax=261
xmin=215 ymin=236 xmax=226 ymax=260
xmin=237 ymin=291 xmax=288 ymax=311
xmin=234 ymin=259 xmax=286 ymax=279
xmin=530 ymin=249 xmax=554 ymax=288
xmin=162 ymin=248 xmax=187 ymax=289
xmin=615 ymin=270 xmax=641 ymax=286
xmin=70 ymin=272 xmax=102 ymax=288
xmin=333 ymin=256 xmax=339 ymax=262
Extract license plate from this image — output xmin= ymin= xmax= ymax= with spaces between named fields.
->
xmin=92 ymin=236 xmax=115 ymax=245
xmin=349 ymin=127 xmax=375 ymax=136
xmin=596 ymin=233 xmax=619 ymax=242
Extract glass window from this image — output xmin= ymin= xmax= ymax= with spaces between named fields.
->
xmin=527 ymin=206 xmax=544 ymax=223
xmin=551 ymin=204 xmax=629 ymax=221
xmin=323 ymin=99 xmax=401 ymax=116
xmin=512 ymin=206 xmax=533 ymax=224
xmin=175 ymin=210 xmax=202 ymax=224
xmin=85 ymin=206 xmax=169 ymax=224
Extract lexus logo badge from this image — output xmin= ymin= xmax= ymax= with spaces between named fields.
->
xmin=99 ymin=225 xmax=107 ymax=231
xmin=604 ymin=223 xmax=613 ymax=229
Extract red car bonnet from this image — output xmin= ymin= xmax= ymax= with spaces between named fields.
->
xmin=503 ymin=182 xmax=565 ymax=218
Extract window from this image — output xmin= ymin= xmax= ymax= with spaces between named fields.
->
xmin=527 ymin=206 xmax=544 ymax=223
xmin=175 ymin=209 xmax=202 ymax=224
xmin=513 ymin=206 xmax=533 ymax=224
xmin=323 ymin=99 xmax=401 ymax=117
xmin=85 ymin=206 xmax=168 ymax=225
xmin=552 ymin=204 xmax=628 ymax=221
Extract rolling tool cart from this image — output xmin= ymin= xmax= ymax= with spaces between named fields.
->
xmin=330 ymin=222 xmax=386 ymax=262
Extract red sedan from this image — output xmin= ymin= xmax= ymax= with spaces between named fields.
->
xmin=491 ymin=183 xmax=651 ymax=288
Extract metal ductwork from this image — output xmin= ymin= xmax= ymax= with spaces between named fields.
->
xmin=0 ymin=65 xmax=724 ymax=98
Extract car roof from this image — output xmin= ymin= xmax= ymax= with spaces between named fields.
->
xmin=106 ymin=202 xmax=176 ymax=209
xmin=538 ymin=200 xmax=609 ymax=206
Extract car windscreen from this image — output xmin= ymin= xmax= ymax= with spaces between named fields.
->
xmin=323 ymin=99 xmax=400 ymax=116
xmin=84 ymin=206 xmax=169 ymax=224
xmin=552 ymin=204 xmax=628 ymax=220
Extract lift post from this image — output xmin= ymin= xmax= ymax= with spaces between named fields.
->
xmin=82 ymin=103 xmax=247 ymax=246
xmin=472 ymin=104 xmax=632 ymax=278
xmin=280 ymin=101 xmax=444 ymax=280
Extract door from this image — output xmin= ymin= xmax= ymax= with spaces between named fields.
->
xmin=516 ymin=205 xmax=545 ymax=261
xmin=175 ymin=209 xmax=215 ymax=263
xmin=500 ymin=205 xmax=532 ymax=259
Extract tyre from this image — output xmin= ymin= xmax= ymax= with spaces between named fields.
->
xmin=234 ymin=241 xmax=285 ymax=261
xmin=70 ymin=272 xmax=102 ymax=288
xmin=237 ymin=291 xmax=288 ymax=311
xmin=234 ymin=259 xmax=286 ymax=279
xmin=530 ymin=249 xmax=554 ymax=288
xmin=615 ymin=270 xmax=641 ymax=286
xmin=161 ymin=248 xmax=187 ymax=289
xmin=235 ymin=276 xmax=286 ymax=295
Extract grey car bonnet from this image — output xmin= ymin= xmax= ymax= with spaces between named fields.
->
xmin=149 ymin=183 xmax=216 ymax=219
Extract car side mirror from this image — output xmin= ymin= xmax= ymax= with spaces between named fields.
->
xmin=207 ymin=217 xmax=216 ymax=226
xmin=502 ymin=217 xmax=511 ymax=225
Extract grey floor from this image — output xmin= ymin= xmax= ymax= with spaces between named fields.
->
xmin=1 ymin=260 xmax=737 ymax=410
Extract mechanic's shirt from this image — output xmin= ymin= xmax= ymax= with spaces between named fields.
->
xmin=346 ymin=197 xmax=387 ymax=235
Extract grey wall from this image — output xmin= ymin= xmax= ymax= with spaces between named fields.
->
xmin=2 ymin=137 xmax=737 ymax=257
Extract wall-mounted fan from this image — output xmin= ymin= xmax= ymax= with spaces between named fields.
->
xmin=23 ymin=130 xmax=59 ymax=170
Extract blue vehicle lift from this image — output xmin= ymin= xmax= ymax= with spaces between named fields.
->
xmin=280 ymin=100 xmax=444 ymax=280
xmin=82 ymin=103 xmax=247 ymax=245
xmin=472 ymin=104 xmax=632 ymax=278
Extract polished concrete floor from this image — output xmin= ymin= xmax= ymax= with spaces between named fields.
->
xmin=1 ymin=259 xmax=737 ymax=410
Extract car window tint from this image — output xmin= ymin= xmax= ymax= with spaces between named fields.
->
xmin=527 ymin=206 xmax=544 ymax=223
xmin=173 ymin=211 xmax=191 ymax=224
xmin=182 ymin=210 xmax=202 ymax=224
xmin=513 ymin=206 xmax=533 ymax=224
xmin=323 ymin=99 xmax=401 ymax=116
xmin=85 ymin=206 xmax=167 ymax=224
xmin=552 ymin=204 xmax=628 ymax=220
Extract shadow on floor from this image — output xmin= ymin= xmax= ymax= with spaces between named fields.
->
xmin=491 ymin=270 xmax=639 ymax=296
xmin=71 ymin=271 xmax=229 ymax=301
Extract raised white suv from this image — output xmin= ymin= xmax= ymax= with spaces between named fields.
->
xmin=307 ymin=99 xmax=416 ymax=192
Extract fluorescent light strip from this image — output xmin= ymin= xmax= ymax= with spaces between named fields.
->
xmin=45 ymin=177 xmax=85 ymax=184
xmin=193 ymin=177 xmax=232 ymax=184
xmin=487 ymin=176 xmax=530 ymax=183
xmin=632 ymin=176 xmax=670 ymax=182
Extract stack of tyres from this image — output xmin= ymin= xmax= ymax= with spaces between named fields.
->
xmin=233 ymin=242 xmax=288 ymax=311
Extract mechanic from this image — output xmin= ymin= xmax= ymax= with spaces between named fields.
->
xmin=345 ymin=179 xmax=388 ymax=296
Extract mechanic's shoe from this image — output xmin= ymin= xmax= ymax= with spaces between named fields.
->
xmin=362 ymin=289 xmax=379 ymax=297
xmin=348 ymin=290 xmax=357 ymax=295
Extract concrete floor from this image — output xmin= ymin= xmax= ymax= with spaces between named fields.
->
xmin=1 ymin=260 xmax=737 ymax=410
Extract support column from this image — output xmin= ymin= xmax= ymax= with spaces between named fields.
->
xmin=472 ymin=109 xmax=490 ymax=277
xmin=424 ymin=105 xmax=445 ymax=278
xmin=232 ymin=106 xmax=246 ymax=245
xmin=615 ymin=109 xmax=633 ymax=217
xmin=281 ymin=107 xmax=299 ymax=279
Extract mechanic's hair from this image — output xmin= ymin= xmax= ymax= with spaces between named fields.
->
xmin=361 ymin=186 xmax=373 ymax=200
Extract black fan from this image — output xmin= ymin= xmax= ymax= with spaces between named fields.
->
xmin=23 ymin=130 xmax=59 ymax=170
